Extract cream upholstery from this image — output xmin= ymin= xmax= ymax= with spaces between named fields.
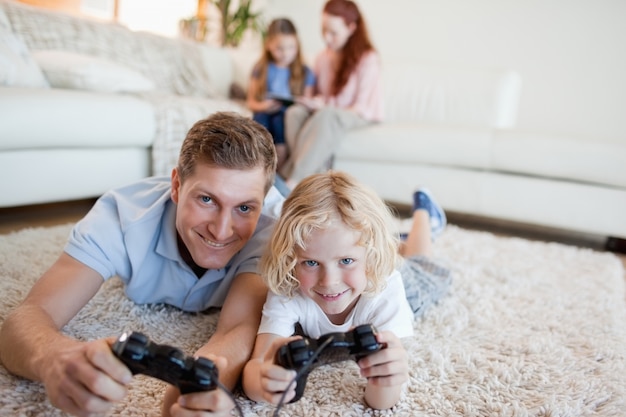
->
xmin=0 ymin=0 xmax=248 ymax=208
xmin=334 ymin=63 xmax=626 ymax=239
xmin=1 ymin=0 xmax=624 ymax=240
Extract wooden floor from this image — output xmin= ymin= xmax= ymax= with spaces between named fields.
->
xmin=0 ymin=199 xmax=98 ymax=234
xmin=1 ymin=199 xmax=625 ymax=272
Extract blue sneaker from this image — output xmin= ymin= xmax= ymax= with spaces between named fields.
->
xmin=413 ymin=188 xmax=447 ymax=238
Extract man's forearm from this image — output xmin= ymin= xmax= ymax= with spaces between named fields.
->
xmin=195 ymin=321 xmax=259 ymax=389
xmin=0 ymin=304 xmax=71 ymax=381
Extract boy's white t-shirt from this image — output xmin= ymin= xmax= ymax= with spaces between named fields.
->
xmin=258 ymin=270 xmax=414 ymax=339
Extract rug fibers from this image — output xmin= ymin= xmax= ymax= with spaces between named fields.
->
xmin=0 ymin=223 xmax=624 ymax=417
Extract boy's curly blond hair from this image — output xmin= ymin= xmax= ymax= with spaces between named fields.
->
xmin=261 ymin=171 xmax=399 ymax=297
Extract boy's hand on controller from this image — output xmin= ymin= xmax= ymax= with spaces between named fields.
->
xmin=42 ymin=337 xmax=132 ymax=417
xmin=357 ymin=331 xmax=409 ymax=387
xmin=257 ymin=336 xmax=300 ymax=405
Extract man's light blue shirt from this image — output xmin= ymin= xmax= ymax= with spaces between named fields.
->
xmin=64 ymin=176 xmax=284 ymax=312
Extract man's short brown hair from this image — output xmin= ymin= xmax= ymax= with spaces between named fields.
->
xmin=177 ymin=112 xmax=277 ymax=193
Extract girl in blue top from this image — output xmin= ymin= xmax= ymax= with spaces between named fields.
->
xmin=247 ymin=18 xmax=315 ymax=172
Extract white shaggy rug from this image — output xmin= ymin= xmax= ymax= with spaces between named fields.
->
xmin=0 ymin=223 xmax=625 ymax=417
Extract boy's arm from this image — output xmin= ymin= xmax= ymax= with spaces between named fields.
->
xmin=359 ymin=331 xmax=409 ymax=410
xmin=162 ymin=271 xmax=268 ymax=415
xmin=0 ymin=253 xmax=133 ymax=415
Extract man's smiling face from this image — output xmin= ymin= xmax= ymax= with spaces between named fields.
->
xmin=171 ymin=163 xmax=267 ymax=270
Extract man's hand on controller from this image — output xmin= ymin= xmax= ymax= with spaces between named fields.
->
xmin=356 ymin=330 xmax=409 ymax=387
xmin=40 ymin=336 xmax=132 ymax=417
xmin=165 ymin=355 xmax=233 ymax=417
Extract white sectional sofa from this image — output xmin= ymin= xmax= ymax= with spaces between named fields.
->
xmin=333 ymin=63 xmax=626 ymax=240
xmin=1 ymin=0 xmax=625 ymax=242
xmin=0 ymin=0 xmax=247 ymax=207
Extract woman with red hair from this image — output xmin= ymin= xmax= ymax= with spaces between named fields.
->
xmin=280 ymin=0 xmax=383 ymax=187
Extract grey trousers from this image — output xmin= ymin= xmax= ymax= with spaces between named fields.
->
xmin=281 ymin=104 xmax=371 ymax=182
xmin=400 ymin=255 xmax=452 ymax=317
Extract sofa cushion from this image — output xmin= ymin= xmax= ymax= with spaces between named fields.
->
xmin=336 ymin=123 xmax=494 ymax=170
xmin=336 ymin=158 xmax=626 ymax=238
xmin=0 ymin=31 xmax=49 ymax=88
xmin=492 ymin=130 xmax=626 ymax=188
xmin=0 ymin=87 xmax=155 ymax=149
xmin=32 ymin=50 xmax=156 ymax=93
xmin=1 ymin=1 xmax=229 ymax=98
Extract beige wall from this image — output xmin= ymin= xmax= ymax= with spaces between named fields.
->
xmin=17 ymin=0 xmax=118 ymax=19
xmin=262 ymin=0 xmax=626 ymax=141
xmin=18 ymin=0 xmax=81 ymax=14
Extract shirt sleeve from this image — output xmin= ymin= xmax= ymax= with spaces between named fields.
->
xmin=350 ymin=51 xmax=384 ymax=121
xmin=304 ymin=66 xmax=316 ymax=87
xmin=258 ymin=292 xmax=302 ymax=336
xmin=313 ymin=50 xmax=332 ymax=97
xmin=64 ymin=192 xmax=129 ymax=280
xmin=315 ymin=49 xmax=384 ymax=121
xmin=63 ymin=177 xmax=171 ymax=285
xmin=364 ymin=271 xmax=415 ymax=339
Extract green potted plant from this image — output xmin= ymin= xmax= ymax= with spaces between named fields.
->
xmin=212 ymin=0 xmax=264 ymax=47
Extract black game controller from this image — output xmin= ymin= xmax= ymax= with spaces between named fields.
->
xmin=112 ymin=331 xmax=218 ymax=394
xmin=275 ymin=324 xmax=386 ymax=403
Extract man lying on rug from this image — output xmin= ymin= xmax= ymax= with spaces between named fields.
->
xmin=0 ymin=112 xmax=285 ymax=417
xmin=243 ymin=171 xmax=452 ymax=410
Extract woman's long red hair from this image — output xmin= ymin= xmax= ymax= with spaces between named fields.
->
xmin=323 ymin=0 xmax=375 ymax=96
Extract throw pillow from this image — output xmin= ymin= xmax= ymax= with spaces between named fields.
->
xmin=0 ymin=6 xmax=11 ymax=33
xmin=0 ymin=32 xmax=50 ymax=88
xmin=31 ymin=50 xmax=156 ymax=93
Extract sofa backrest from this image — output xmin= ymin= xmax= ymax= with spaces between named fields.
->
xmin=383 ymin=62 xmax=522 ymax=129
xmin=0 ymin=0 xmax=233 ymax=98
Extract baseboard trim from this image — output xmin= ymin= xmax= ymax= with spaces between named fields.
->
xmin=386 ymin=202 xmax=608 ymax=251
xmin=606 ymin=237 xmax=626 ymax=254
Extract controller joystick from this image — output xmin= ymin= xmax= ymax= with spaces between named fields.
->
xmin=275 ymin=324 xmax=386 ymax=403
xmin=112 ymin=331 xmax=218 ymax=394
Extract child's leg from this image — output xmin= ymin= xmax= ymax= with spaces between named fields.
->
xmin=400 ymin=256 xmax=452 ymax=317
xmin=399 ymin=188 xmax=452 ymax=316
xmin=275 ymin=143 xmax=288 ymax=172
xmin=413 ymin=188 xmax=447 ymax=238
xmin=253 ymin=112 xmax=270 ymax=128
xmin=270 ymin=110 xmax=288 ymax=172
xmin=399 ymin=209 xmax=433 ymax=258
xmin=280 ymin=104 xmax=311 ymax=179
xmin=399 ymin=188 xmax=446 ymax=258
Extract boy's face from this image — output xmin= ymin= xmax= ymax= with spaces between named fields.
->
xmin=171 ymin=163 xmax=267 ymax=270
xmin=294 ymin=220 xmax=368 ymax=325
